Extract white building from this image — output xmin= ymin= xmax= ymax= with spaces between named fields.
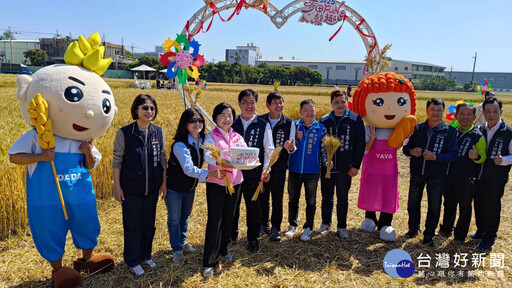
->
xmin=385 ymin=60 xmax=446 ymax=80
xmin=255 ymin=59 xmax=365 ymax=84
xmin=225 ymin=43 xmax=262 ymax=66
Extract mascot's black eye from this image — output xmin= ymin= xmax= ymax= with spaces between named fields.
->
xmin=102 ymin=98 xmax=111 ymax=114
xmin=397 ymin=97 xmax=407 ymax=106
xmin=372 ymin=98 xmax=384 ymax=106
xmin=64 ymin=86 xmax=83 ymax=102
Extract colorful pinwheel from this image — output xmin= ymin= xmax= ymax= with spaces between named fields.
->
xmin=477 ymin=81 xmax=492 ymax=95
xmin=445 ymin=100 xmax=475 ymax=127
xmin=196 ymin=79 xmax=207 ymax=89
xmin=160 ymin=34 xmax=205 ymax=84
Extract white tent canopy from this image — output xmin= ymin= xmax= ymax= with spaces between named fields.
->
xmin=131 ymin=64 xmax=156 ymax=79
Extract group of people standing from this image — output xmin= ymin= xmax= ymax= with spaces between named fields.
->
xmin=112 ymin=87 xmax=511 ymax=278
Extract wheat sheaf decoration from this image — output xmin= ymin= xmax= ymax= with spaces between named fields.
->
xmin=252 ymin=146 xmax=282 ymax=201
xmin=64 ymin=32 xmax=113 ymax=76
xmin=323 ymin=135 xmax=341 ymax=179
xmin=202 ymin=144 xmax=235 ymax=195
xmin=28 ymin=93 xmax=68 ymax=220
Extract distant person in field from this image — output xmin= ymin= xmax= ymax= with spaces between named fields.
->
xmin=318 ymin=90 xmax=365 ymax=239
xmin=285 ymin=99 xmax=328 ymax=242
xmin=346 ymin=84 xmax=352 ymax=97
xmin=231 ymin=88 xmax=274 ymax=253
xmin=260 ymin=91 xmax=296 ymax=242
xmin=156 ymin=77 xmax=161 ymax=89
xmin=113 ymin=94 xmax=167 ymax=276
xmin=165 ymin=108 xmax=226 ymax=264
xmin=202 ymin=102 xmax=244 ymax=278
xmin=438 ymin=103 xmax=486 ymax=244
xmin=472 ymin=97 xmax=512 ymax=250
xmin=474 ymin=90 xmax=495 ymax=127
xmin=403 ymin=98 xmax=458 ymax=247
xmin=334 ymin=83 xmax=339 ymax=90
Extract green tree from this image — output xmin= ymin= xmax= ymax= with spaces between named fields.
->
xmin=125 ymin=51 xmax=136 ymax=60
xmin=0 ymin=30 xmax=16 ymax=40
xmin=125 ymin=55 xmax=160 ymax=71
xmin=23 ymin=49 xmax=48 ymax=66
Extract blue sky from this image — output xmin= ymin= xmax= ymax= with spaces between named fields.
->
xmin=2 ymin=0 xmax=511 ymax=71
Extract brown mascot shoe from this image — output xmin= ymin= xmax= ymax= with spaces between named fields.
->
xmin=52 ymin=267 xmax=81 ymax=288
xmin=74 ymin=253 xmax=115 ymax=274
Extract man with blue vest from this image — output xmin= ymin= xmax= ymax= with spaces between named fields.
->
xmin=232 ymin=88 xmax=274 ymax=253
xmin=403 ymin=98 xmax=458 ymax=246
xmin=473 ymin=97 xmax=512 ymax=250
xmin=284 ymin=99 xmax=328 ymax=241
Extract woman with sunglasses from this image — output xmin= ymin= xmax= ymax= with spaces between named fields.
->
xmin=112 ymin=94 xmax=167 ymax=276
xmin=165 ymin=108 xmax=226 ymax=264
xmin=202 ymin=102 xmax=246 ymax=278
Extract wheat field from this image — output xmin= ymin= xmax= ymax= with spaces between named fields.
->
xmin=1 ymin=74 xmax=511 ymax=287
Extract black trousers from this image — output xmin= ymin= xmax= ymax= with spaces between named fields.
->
xmin=475 ymin=179 xmax=507 ymax=245
xmin=288 ymin=172 xmax=319 ymax=229
xmin=407 ymin=174 xmax=445 ymax=240
xmin=365 ymin=211 xmax=393 ymax=231
xmin=231 ymin=177 xmax=262 ymax=242
xmin=203 ymin=183 xmax=241 ymax=268
xmin=259 ymin=170 xmax=287 ymax=231
xmin=122 ymin=191 xmax=159 ymax=267
xmin=320 ymin=171 xmax=352 ymax=229
xmin=439 ymin=175 xmax=474 ymax=240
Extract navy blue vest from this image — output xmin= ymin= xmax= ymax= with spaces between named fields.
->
xmin=261 ymin=113 xmax=293 ymax=172
xmin=120 ymin=122 xmax=164 ymax=195
xmin=479 ymin=121 xmax=512 ymax=182
xmin=167 ymin=140 xmax=204 ymax=192
xmin=232 ymin=115 xmax=267 ymax=178
xmin=447 ymin=126 xmax=484 ymax=178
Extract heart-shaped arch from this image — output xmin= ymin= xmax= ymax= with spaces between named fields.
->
xmin=183 ymin=0 xmax=380 ymax=59
xmin=177 ymin=0 xmax=381 ymax=129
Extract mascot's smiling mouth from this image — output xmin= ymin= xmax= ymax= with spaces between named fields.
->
xmin=73 ymin=124 xmax=89 ymax=131
xmin=384 ymin=115 xmax=396 ymax=120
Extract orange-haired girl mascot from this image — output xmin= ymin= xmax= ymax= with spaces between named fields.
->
xmin=352 ymin=72 xmax=417 ymax=241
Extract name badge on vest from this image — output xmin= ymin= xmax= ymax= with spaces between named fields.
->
xmin=152 ymin=137 xmax=160 ymax=167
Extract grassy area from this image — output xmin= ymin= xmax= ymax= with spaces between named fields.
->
xmin=1 ymin=74 xmax=511 ymax=287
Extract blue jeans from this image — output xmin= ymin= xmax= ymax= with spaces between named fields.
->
xmin=164 ymin=188 xmax=196 ymax=252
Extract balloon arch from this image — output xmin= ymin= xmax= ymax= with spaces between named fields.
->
xmin=173 ymin=0 xmax=381 ymax=129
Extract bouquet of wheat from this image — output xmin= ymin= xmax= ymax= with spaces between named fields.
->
xmin=251 ymin=146 xmax=283 ymax=201
xmin=28 ymin=93 xmax=68 ymax=220
xmin=323 ymin=135 xmax=341 ymax=179
xmin=202 ymin=143 xmax=235 ymax=194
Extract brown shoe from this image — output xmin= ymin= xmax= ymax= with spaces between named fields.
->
xmin=52 ymin=267 xmax=81 ymax=288
xmin=74 ymin=253 xmax=115 ymax=274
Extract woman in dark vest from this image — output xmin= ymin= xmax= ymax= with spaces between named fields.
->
xmin=165 ymin=108 xmax=225 ymax=264
xmin=112 ymin=94 xmax=167 ymax=276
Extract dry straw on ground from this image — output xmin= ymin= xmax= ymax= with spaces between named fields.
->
xmin=1 ymin=75 xmax=511 ymax=287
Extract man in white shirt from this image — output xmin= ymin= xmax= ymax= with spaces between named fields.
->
xmin=231 ymin=89 xmax=274 ymax=253
xmin=473 ymin=97 xmax=512 ymax=250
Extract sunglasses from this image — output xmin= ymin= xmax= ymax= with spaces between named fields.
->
xmin=188 ymin=118 xmax=204 ymax=124
xmin=140 ymin=105 xmax=155 ymax=111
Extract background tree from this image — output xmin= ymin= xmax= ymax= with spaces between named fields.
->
xmin=125 ymin=51 xmax=136 ymax=60
xmin=0 ymin=30 xmax=16 ymax=40
xmin=23 ymin=49 xmax=48 ymax=66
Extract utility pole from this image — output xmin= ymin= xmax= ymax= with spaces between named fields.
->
xmin=471 ymin=52 xmax=477 ymax=84
xmin=131 ymin=43 xmax=134 ymax=54
xmin=8 ymin=26 xmax=14 ymax=63
xmin=449 ymin=65 xmax=453 ymax=78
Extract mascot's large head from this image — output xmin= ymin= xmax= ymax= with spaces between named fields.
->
xmin=353 ymin=72 xmax=416 ymax=128
xmin=16 ymin=32 xmax=117 ymax=141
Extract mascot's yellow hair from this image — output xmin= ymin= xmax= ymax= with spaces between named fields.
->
xmin=64 ymin=32 xmax=113 ymax=76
